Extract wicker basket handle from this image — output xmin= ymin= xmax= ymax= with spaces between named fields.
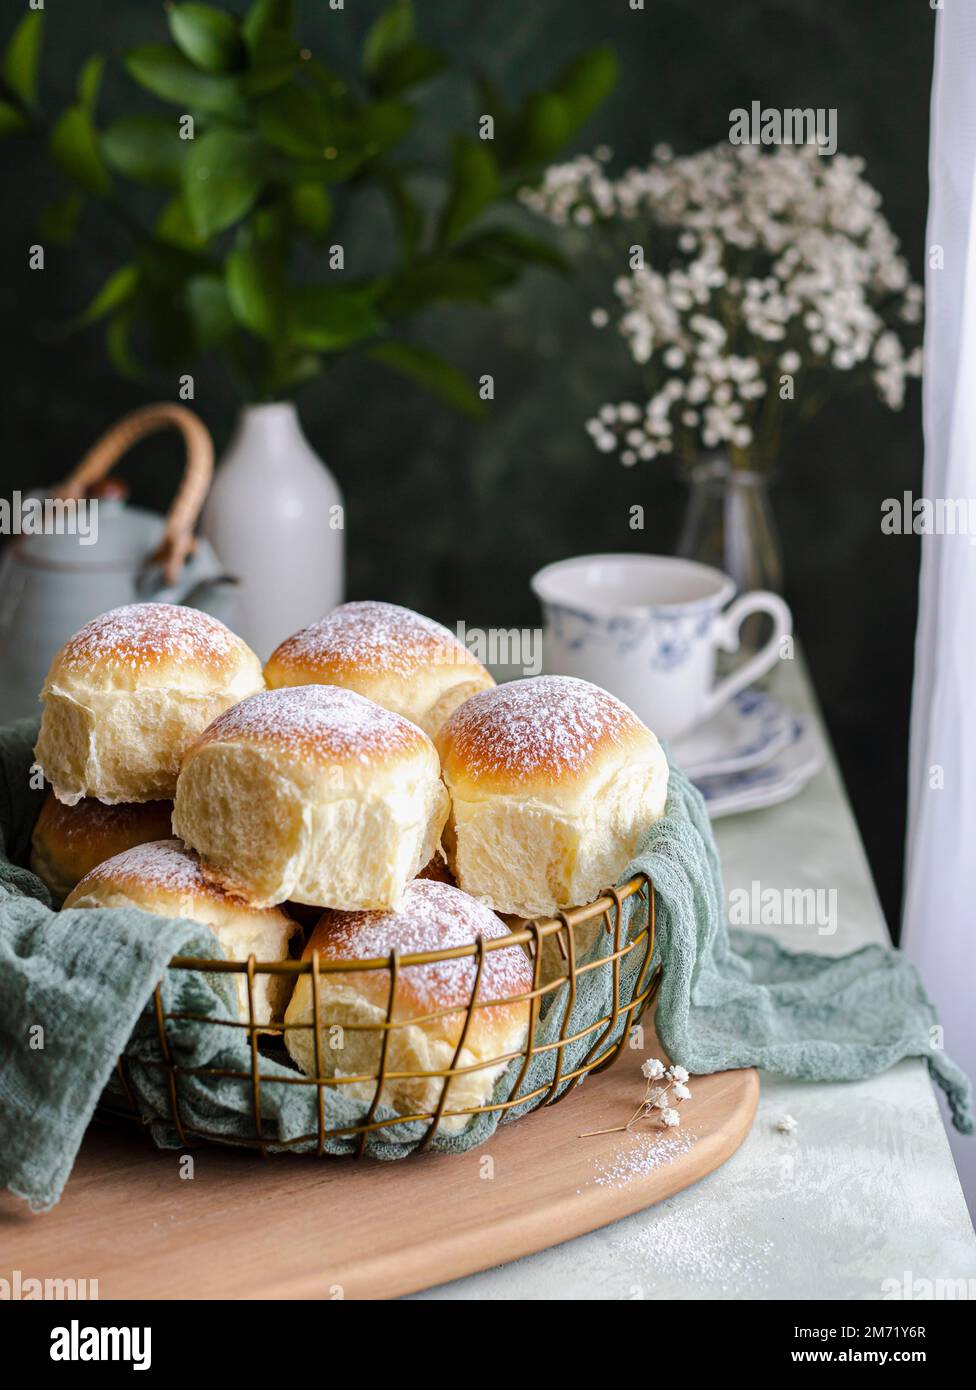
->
xmin=57 ymin=403 xmax=214 ymax=583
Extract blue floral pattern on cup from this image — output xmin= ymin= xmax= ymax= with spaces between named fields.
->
xmin=544 ymin=601 xmax=713 ymax=672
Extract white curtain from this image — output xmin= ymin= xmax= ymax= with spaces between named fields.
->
xmin=903 ymin=4 xmax=976 ymax=1214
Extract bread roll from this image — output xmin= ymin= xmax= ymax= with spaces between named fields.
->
xmin=62 ymin=840 xmax=298 ymax=1024
xmin=284 ymin=878 xmax=534 ymax=1132
xmin=30 ymin=792 xmax=174 ymax=903
xmin=173 ymin=685 xmax=449 ymax=910
xmin=436 ymin=675 xmax=669 ymax=918
xmin=264 ymin=600 xmax=494 ymax=738
xmin=34 ymin=603 xmax=264 ymax=806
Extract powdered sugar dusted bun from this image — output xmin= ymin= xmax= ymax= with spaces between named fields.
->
xmin=34 ymin=603 xmax=264 ymax=806
xmin=173 ymin=685 xmax=450 ymax=910
xmin=30 ymin=792 xmax=174 ymax=903
xmin=284 ymin=878 xmax=533 ymax=1133
xmin=436 ymin=675 xmax=669 ymax=917
xmin=62 ymin=840 xmax=298 ymax=1024
xmin=264 ymin=600 xmax=494 ymax=738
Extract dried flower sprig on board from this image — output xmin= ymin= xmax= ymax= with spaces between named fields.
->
xmin=580 ymin=1058 xmax=693 ymax=1138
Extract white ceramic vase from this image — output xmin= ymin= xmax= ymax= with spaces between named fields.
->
xmin=201 ymin=402 xmax=344 ymax=659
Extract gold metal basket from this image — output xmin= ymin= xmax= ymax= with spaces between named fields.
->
xmin=100 ymin=874 xmax=658 ymax=1156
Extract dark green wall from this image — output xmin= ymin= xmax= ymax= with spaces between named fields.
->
xmin=0 ymin=0 xmax=931 ymax=932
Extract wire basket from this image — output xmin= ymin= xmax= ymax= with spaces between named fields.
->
xmin=100 ymin=873 xmax=659 ymax=1156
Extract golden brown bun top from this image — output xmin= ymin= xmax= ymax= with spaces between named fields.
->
xmin=44 ymin=602 xmax=261 ymax=694
xmin=62 ymin=838 xmax=285 ymax=920
xmin=265 ymin=601 xmax=490 ymax=686
xmin=305 ymin=878 xmax=533 ymax=1016
xmin=33 ymin=793 xmax=173 ymax=862
xmin=183 ymin=684 xmax=432 ymax=769
xmin=437 ymin=675 xmax=657 ymax=790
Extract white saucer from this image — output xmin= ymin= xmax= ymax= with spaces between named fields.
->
xmin=670 ymin=687 xmax=795 ymax=779
xmin=692 ymin=716 xmax=824 ymax=818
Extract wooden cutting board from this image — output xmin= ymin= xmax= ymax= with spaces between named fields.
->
xmin=0 ymin=1026 xmax=758 ymax=1300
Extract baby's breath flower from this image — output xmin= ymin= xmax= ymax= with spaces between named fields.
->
xmin=526 ymin=142 xmax=922 ymax=463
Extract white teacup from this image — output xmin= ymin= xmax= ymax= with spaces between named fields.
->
xmin=530 ymin=553 xmax=792 ymax=742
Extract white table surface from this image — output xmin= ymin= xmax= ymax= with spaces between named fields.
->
xmin=412 ymin=654 xmax=976 ymax=1300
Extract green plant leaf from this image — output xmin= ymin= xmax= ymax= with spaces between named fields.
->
xmin=255 ymin=82 xmax=333 ymax=158
xmin=36 ymin=191 xmax=84 ymax=244
xmin=380 ymin=251 xmax=516 ymax=316
xmin=168 ymin=4 xmax=245 ymax=75
xmin=155 ymin=193 xmax=206 ymax=249
xmin=50 ymin=105 xmax=112 ymax=195
xmin=184 ymin=129 xmax=264 ymax=238
xmin=286 ymin=145 xmax=370 ymax=185
xmin=74 ymin=265 xmax=139 ymax=328
xmin=101 ymin=115 xmax=188 ymax=187
xmin=269 ymin=350 xmax=322 ymax=396
xmin=290 ymin=285 xmax=383 ymax=352
xmin=106 ymin=311 xmax=143 ymax=379
xmin=504 ymin=47 xmax=617 ymax=169
xmin=78 ymin=55 xmax=104 ymax=114
xmin=124 ymin=44 xmax=246 ymax=117
xmin=439 ymin=137 xmax=500 ymax=245
xmin=290 ymin=182 xmax=332 ymax=238
xmin=372 ymin=43 xmax=444 ymax=96
xmin=357 ymin=100 xmax=414 ymax=155
xmin=512 ymin=91 xmax=572 ymax=166
xmin=363 ymin=1 xmax=414 ymax=81
xmin=241 ymin=32 xmax=299 ymax=97
xmin=460 ymin=227 xmax=569 ymax=274
xmin=243 ymin=0 xmax=295 ymax=50
xmin=0 ymin=100 xmax=27 ymax=136
xmin=370 ymin=339 xmax=485 ymax=416
xmin=2 ymin=10 xmax=43 ymax=109
xmin=184 ymin=273 xmax=236 ymax=347
xmin=554 ymin=45 xmax=617 ymax=129
xmin=226 ymin=244 xmax=286 ymax=339
xmin=384 ymin=171 xmax=424 ymax=256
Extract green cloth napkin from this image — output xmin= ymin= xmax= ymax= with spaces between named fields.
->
xmin=0 ymin=716 xmax=970 ymax=1212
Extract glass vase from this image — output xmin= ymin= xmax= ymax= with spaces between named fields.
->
xmin=677 ymin=454 xmax=784 ymax=653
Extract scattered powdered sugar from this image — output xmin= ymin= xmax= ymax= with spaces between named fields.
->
xmin=56 ymin=603 xmax=242 ymax=675
xmin=270 ymin=601 xmax=476 ymax=678
xmin=582 ymin=1129 xmax=698 ymax=1192
xmin=610 ymin=1191 xmax=776 ymax=1290
xmin=74 ymin=836 xmax=253 ymax=906
xmin=318 ymin=878 xmax=533 ymax=1009
xmin=441 ymin=675 xmax=641 ymax=779
xmin=195 ymin=684 xmax=426 ymax=763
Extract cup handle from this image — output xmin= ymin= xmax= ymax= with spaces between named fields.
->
xmin=698 ymin=591 xmax=793 ymax=724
